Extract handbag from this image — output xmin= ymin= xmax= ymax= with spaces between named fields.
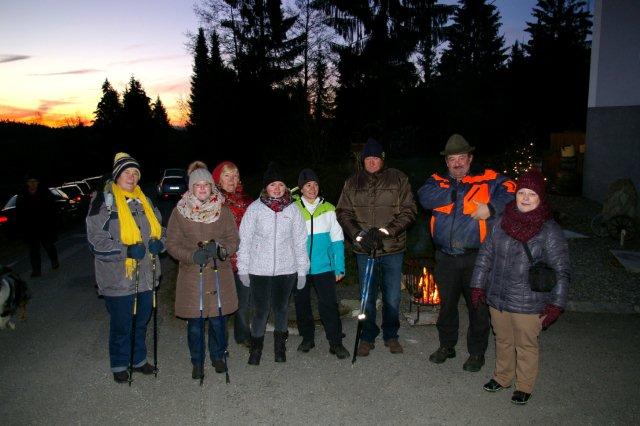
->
xmin=522 ymin=242 xmax=557 ymax=293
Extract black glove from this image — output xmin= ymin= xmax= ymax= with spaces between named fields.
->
xmin=359 ymin=228 xmax=384 ymax=253
xmin=202 ymin=240 xmax=228 ymax=261
xmin=148 ymin=239 xmax=164 ymax=255
xmin=192 ymin=248 xmax=210 ymax=266
xmin=126 ymin=243 xmax=146 ymax=260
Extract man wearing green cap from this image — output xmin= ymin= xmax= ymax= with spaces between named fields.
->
xmin=418 ymin=134 xmax=515 ymax=372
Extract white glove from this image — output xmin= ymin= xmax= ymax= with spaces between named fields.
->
xmin=297 ymin=275 xmax=306 ymax=290
xmin=239 ymin=274 xmax=250 ymax=288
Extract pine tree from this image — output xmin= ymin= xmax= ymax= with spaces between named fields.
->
xmin=93 ymin=79 xmax=122 ymax=130
xmin=188 ymin=28 xmax=210 ymax=131
xmin=122 ymin=76 xmax=152 ymax=133
xmin=311 ymin=50 xmax=332 ymax=122
xmin=151 ymin=96 xmax=171 ymax=130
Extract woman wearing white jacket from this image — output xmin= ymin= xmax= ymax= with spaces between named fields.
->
xmin=237 ymin=163 xmax=309 ymax=365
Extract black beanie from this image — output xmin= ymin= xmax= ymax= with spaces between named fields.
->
xmin=262 ymin=162 xmax=285 ymax=188
xmin=297 ymin=168 xmax=319 ymax=189
xmin=361 ymin=138 xmax=385 ymax=160
xmin=112 ymin=152 xmax=141 ymax=181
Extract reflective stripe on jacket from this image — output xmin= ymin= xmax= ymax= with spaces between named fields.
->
xmin=418 ymin=168 xmax=515 ymax=255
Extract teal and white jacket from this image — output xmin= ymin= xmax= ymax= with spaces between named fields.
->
xmin=293 ymin=197 xmax=345 ymax=277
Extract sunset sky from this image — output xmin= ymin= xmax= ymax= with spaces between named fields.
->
xmin=0 ymin=0 xmax=559 ymax=127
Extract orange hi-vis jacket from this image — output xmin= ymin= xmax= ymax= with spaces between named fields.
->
xmin=418 ymin=167 xmax=515 ymax=255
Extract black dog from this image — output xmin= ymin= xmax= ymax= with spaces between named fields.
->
xmin=0 ymin=265 xmax=31 ymax=329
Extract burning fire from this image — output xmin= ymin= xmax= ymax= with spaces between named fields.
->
xmin=414 ymin=267 xmax=440 ymax=305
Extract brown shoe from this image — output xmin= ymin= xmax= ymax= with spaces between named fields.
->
xmin=385 ymin=338 xmax=404 ymax=354
xmin=356 ymin=341 xmax=374 ymax=357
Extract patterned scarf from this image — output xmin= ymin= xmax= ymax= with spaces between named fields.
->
xmin=259 ymin=189 xmax=292 ymax=213
xmin=111 ymin=183 xmax=162 ymax=278
xmin=176 ymin=186 xmax=224 ymax=224
xmin=500 ymin=199 xmax=552 ymax=242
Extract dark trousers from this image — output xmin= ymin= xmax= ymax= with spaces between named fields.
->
xmin=294 ymin=271 xmax=343 ymax=345
xmin=27 ymin=237 xmax=58 ymax=273
xmin=104 ymin=291 xmax=152 ymax=372
xmin=250 ymin=273 xmax=296 ymax=337
xmin=433 ymin=250 xmax=490 ymax=356
xmin=233 ymin=273 xmax=251 ymax=343
xmin=187 ymin=315 xmax=227 ymax=365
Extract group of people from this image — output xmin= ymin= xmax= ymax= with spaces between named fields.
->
xmin=86 ymin=135 xmax=570 ymax=406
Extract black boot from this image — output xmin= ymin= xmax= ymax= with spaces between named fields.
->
xmin=248 ymin=336 xmax=264 ymax=366
xmin=274 ymin=330 xmax=288 ymax=363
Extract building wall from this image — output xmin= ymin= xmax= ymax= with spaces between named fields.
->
xmin=584 ymin=0 xmax=640 ymax=202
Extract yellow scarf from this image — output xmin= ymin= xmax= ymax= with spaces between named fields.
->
xmin=112 ymin=183 xmax=162 ymax=278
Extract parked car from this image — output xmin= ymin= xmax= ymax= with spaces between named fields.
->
xmin=57 ymin=183 xmax=90 ymax=213
xmin=83 ymin=175 xmax=105 ymax=192
xmin=0 ymin=188 xmax=79 ymax=239
xmin=157 ymin=176 xmax=188 ymax=200
xmin=64 ymin=180 xmax=92 ymax=196
xmin=162 ymin=168 xmax=187 ymax=179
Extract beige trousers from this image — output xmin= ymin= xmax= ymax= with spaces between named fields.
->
xmin=489 ymin=307 xmax=543 ymax=393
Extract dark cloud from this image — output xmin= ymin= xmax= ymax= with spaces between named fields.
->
xmin=29 ymin=68 xmax=102 ymax=76
xmin=0 ymin=54 xmax=31 ymax=63
xmin=37 ymin=99 xmax=75 ymax=113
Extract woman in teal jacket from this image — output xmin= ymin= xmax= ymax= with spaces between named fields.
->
xmin=293 ymin=169 xmax=349 ymax=359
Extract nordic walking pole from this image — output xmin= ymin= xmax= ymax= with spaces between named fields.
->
xmin=152 ymin=255 xmax=158 ymax=377
xmin=198 ymin=261 xmax=205 ymax=386
xmin=352 ymin=249 xmax=376 ymax=364
xmin=128 ymin=261 xmax=140 ymax=386
xmin=212 ymin=254 xmax=230 ymax=384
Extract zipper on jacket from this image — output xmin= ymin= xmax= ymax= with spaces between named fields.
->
xmin=449 ymin=181 xmax=458 ymax=249
xmin=273 ymin=210 xmax=278 ymax=276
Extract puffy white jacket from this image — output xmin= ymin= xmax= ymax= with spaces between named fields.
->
xmin=237 ymin=199 xmax=309 ymax=278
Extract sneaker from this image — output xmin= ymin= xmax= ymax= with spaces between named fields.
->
xmin=113 ymin=371 xmax=129 ymax=383
xmin=463 ymin=354 xmax=485 ymax=372
xmin=192 ymin=364 xmax=204 ymax=380
xmin=356 ymin=341 xmax=374 ymax=357
xmin=212 ymin=359 xmax=227 ymax=374
xmin=511 ymin=390 xmax=532 ymax=405
xmin=483 ymin=379 xmax=510 ymax=392
xmin=133 ymin=362 xmax=155 ymax=375
xmin=297 ymin=340 xmax=315 ymax=353
xmin=429 ymin=346 xmax=456 ymax=364
xmin=384 ymin=338 xmax=404 ymax=354
xmin=329 ymin=343 xmax=350 ymax=359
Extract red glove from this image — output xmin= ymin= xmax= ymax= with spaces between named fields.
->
xmin=540 ymin=304 xmax=563 ymax=329
xmin=470 ymin=288 xmax=486 ymax=310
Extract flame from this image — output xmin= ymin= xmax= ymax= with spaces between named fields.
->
xmin=415 ymin=267 xmax=441 ymax=305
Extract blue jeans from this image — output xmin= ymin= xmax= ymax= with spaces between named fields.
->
xmin=356 ymin=252 xmax=404 ymax=343
xmin=104 ymin=291 xmax=152 ymax=373
xmin=187 ymin=315 xmax=227 ymax=365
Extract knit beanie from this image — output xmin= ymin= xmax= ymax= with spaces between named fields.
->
xmin=188 ymin=161 xmax=214 ymax=190
xmin=297 ymin=168 xmax=319 ymax=189
xmin=113 ymin=152 xmax=141 ymax=181
xmin=516 ymin=169 xmax=546 ymax=199
xmin=263 ymin=162 xmax=285 ymax=188
xmin=361 ymin=138 xmax=385 ymax=160
xmin=212 ymin=161 xmax=238 ymax=184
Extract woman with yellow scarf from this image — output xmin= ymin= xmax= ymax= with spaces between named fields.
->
xmin=87 ymin=153 xmax=165 ymax=384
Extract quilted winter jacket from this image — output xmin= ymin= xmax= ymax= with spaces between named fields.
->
xmin=470 ymin=217 xmax=571 ymax=314
xmin=86 ymin=190 xmax=165 ymax=297
xmin=237 ymin=199 xmax=309 ymax=278
xmin=336 ymin=167 xmax=417 ymax=256
xmin=418 ymin=167 xmax=515 ymax=255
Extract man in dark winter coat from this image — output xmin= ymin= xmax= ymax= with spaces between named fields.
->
xmin=15 ymin=175 xmax=59 ymax=277
xmin=418 ymin=134 xmax=515 ymax=372
xmin=337 ymin=138 xmax=417 ymax=356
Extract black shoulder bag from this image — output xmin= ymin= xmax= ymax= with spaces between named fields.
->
xmin=522 ymin=242 xmax=557 ymax=293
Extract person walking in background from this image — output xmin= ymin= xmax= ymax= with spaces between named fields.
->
xmin=470 ymin=169 xmax=570 ymax=405
xmin=86 ymin=152 xmax=165 ymax=383
xmin=212 ymin=160 xmax=253 ymax=349
xmin=166 ymin=161 xmax=239 ymax=380
xmin=336 ymin=138 xmax=417 ymax=357
xmin=417 ymin=134 xmax=515 ymax=372
xmin=237 ymin=163 xmax=309 ymax=365
xmin=15 ymin=174 xmax=59 ymax=277
xmin=292 ymin=168 xmax=350 ymax=359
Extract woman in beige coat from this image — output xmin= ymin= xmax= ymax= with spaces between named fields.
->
xmin=166 ymin=162 xmax=239 ymax=380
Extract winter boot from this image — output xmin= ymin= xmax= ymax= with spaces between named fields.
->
xmin=248 ymin=336 xmax=264 ymax=366
xmin=274 ymin=330 xmax=289 ymax=363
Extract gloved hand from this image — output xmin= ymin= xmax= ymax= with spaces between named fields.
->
xmin=126 ymin=243 xmax=146 ymax=260
xmin=239 ymin=274 xmax=250 ymax=288
xmin=297 ymin=275 xmax=306 ymax=290
xmin=202 ymin=240 xmax=228 ymax=261
xmin=359 ymin=228 xmax=384 ymax=253
xmin=540 ymin=304 xmax=563 ymax=329
xmin=192 ymin=248 xmax=210 ymax=266
xmin=470 ymin=288 xmax=486 ymax=310
xmin=148 ymin=239 xmax=164 ymax=255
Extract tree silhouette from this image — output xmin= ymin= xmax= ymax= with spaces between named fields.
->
xmin=93 ymin=79 xmax=122 ymax=131
xmin=122 ymin=76 xmax=152 ymax=135
xmin=151 ymin=96 xmax=171 ymax=130
xmin=188 ymin=28 xmax=210 ymax=133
